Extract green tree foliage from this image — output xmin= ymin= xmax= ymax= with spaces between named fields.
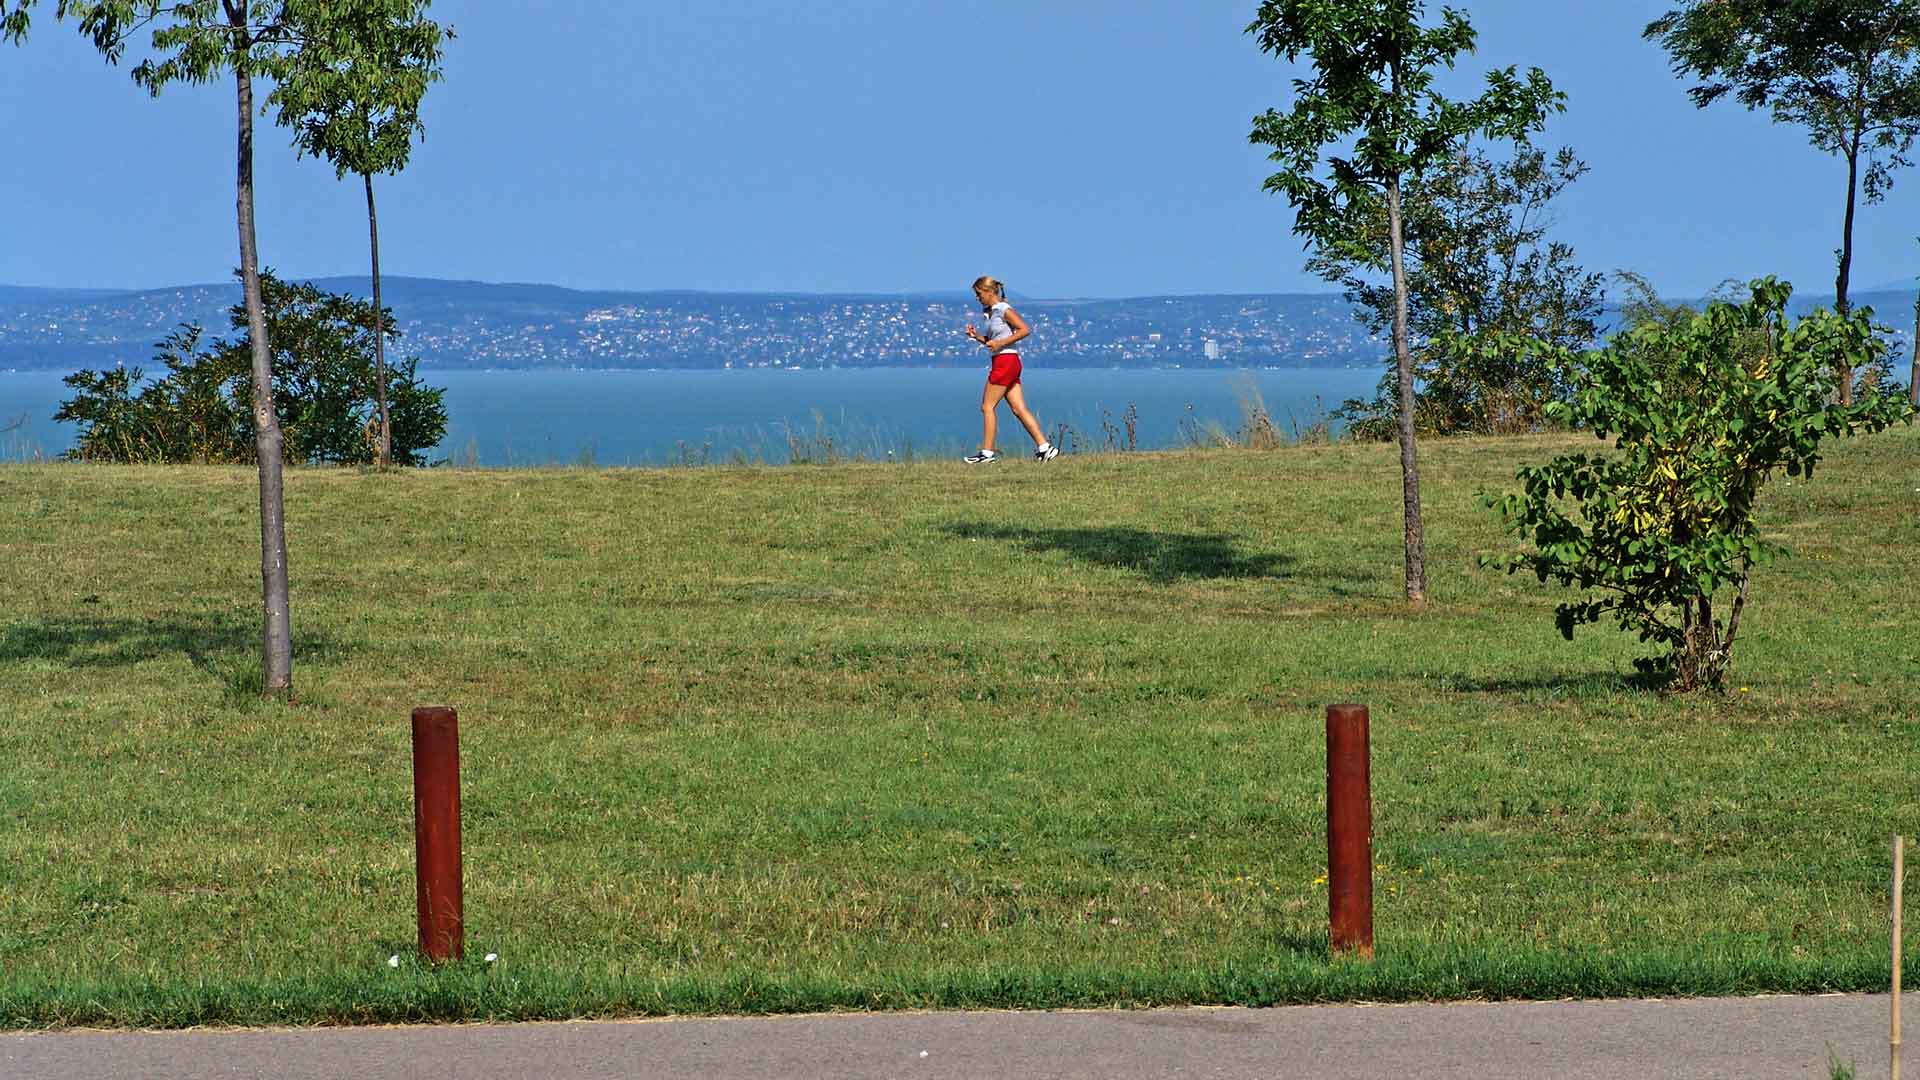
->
xmin=54 ymin=326 xmax=240 ymax=463
xmin=1611 ymin=270 xmax=1708 ymax=336
xmin=271 ymin=0 xmax=445 ymax=176
xmin=1481 ymin=278 xmax=1915 ymax=692
xmin=270 ymin=0 xmax=448 ymax=466
xmin=2 ymin=0 xmax=35 ymax=43
xmin=55 ymin=272 xmax=447 ymax=466
xmin=1320 ymin=147 xmax=1605 ymax=440
xmin=1247 ymin=0 xmax=1563 ymax=606
xmin=1646 ymin=0 xmax=1920 ymax=404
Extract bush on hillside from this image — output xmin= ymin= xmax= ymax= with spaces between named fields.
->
xmin=55 ymin=272 xmax=446 ymax=465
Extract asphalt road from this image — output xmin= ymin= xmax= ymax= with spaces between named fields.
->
xmin=0 ymin=993 xmax=1896 ymax=1079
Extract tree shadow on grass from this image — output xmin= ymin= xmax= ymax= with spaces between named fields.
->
xmin=1440 ymin=669 xmax=1663 ymax=697
xmin=1267 ymin=928 xmax=1332 ymax=961
xmin=944 ymin=522 xmax=1299 ymax=584
xmin=0 ymin=611 xmax=349 ymax=676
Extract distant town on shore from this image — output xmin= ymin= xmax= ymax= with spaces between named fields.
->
xmin=4 ymin=276 xmax=1914 ymax=374
xmin=1 ymin=277 xmax=1383 ymax=372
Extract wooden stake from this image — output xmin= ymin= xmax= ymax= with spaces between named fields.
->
xmin=1325 ymin=704 xmax=1374 ymax=960
xmin=1895 ymin=835 xmax=1904 ymax=1080
xmin=411 ymin=707 xmax=464 ymax=963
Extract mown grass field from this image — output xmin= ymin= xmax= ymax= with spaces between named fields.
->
xmin=0 ymin=428 xmax=1915 ymax=1028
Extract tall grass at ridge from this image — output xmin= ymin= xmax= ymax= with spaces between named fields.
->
xmin=1176 ymin=377 xmax=1334 ymax=449
xmin=0 ymin=411 xmax=48 ymax=463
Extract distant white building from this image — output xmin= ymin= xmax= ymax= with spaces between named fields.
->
xmin=1203 ymin=339 xmax=1220 ymax=361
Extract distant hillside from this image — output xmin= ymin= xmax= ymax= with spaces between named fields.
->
xmin=1855 ymin=288 xmax=1920 ymax=321
xmin=0 ymin=277 xmax=1382 ymax=372
xmin=2 ymin=276 xmax=1913 ymax=373
xmin=1861 ymin=277 xmax=1920 ymax=293
xmin=0 ymin=285 xmax=131 ymax=305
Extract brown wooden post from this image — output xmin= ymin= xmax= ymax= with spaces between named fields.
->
xmin=1326 ymin=703 xmax=1374 ymax=959
xmin=411 ymin=706 xmax=464 ymax=963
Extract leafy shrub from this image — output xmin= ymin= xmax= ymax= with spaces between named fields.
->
xmin=1481 ymin=278 xmax=1914 ymax=691
xmin=55 ymin=272 xmax=446 ymax=466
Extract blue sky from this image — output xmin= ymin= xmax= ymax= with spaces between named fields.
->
xmin=1 ymin=1 xmax=1915 ymax=299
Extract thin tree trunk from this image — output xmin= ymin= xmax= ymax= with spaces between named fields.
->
xmin=1386 ymin=172 xmax=1427 ymax=607
xmin=1910 ymin=295 xmax=1918 ymax=408
xmin=1678 ymin=599 xmax=1697 ymax=692
xmin=1697 ymin=595 xmax=1717 ymax=690
xmin=233 ymin=8 xmax=293 ymax=693
xmin=1723 ymin=560 xmax=1752 ymax=665
xmin=1836 ymin=136 xmax=1862 ymax=405
xmin=365 ymin=171 xmax=390 ymax=466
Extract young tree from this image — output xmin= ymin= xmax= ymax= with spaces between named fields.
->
xmin=1318 ymin=147 xmax=1605 ymax=439
xmin=56 ymin=0 xmax=305 ymax=692
xmin=1911 ymin=297 xmax=1919 ymax=406
xmin=1248 ymin=0 xmax=1562 ymax=606
xmin=1483 ymin=279 xmax=1914 ymax=692
xmin=270 ymin=0 xmax=448 ymax=467
xmin=1646 ymin=0 xmax=1920 ymax=405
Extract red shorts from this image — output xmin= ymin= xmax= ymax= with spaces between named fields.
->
xmin=987 ymin=353 xmax=1023 ymax=387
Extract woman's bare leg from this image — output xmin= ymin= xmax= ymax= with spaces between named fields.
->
xmin=980 ymin=382 xmax=1010 ymax=451
xmin=1006 ymin=382 xmax=1047 ymax=445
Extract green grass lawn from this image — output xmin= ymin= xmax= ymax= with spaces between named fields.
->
xmin=1 ymin=429 xmax=1915 ymax=1028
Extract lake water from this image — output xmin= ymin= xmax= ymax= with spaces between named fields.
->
xmin=0 ymin=366 xmax=1385 ymax=466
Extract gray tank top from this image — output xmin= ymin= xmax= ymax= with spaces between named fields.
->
xmin=984 ymin=301 xmax=1019 ymax=356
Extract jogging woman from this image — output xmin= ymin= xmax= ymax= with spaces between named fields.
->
xmin=962 ymin=275 xmax=1057 ymax=464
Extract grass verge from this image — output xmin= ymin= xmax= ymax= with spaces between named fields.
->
xmin=1 ymin=429 xmax=1915 ymax=1027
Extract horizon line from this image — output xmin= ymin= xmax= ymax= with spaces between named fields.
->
xmin=1 ymin=276 xmax=1358 ymax=303
xmin=6 ymin=274 xmax=1917 ymax=303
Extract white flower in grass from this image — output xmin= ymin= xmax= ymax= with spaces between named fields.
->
xmin=485 ymin=953 xmax=499 ymax=963
xmin=387 ymin=954 xmax=400 ymax=968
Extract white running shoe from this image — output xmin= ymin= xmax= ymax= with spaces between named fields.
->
xmin=1034 ymin=442 xmax=1059 ymax=461
xmin=963 ymin=449 xmax=1000 ymax=464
